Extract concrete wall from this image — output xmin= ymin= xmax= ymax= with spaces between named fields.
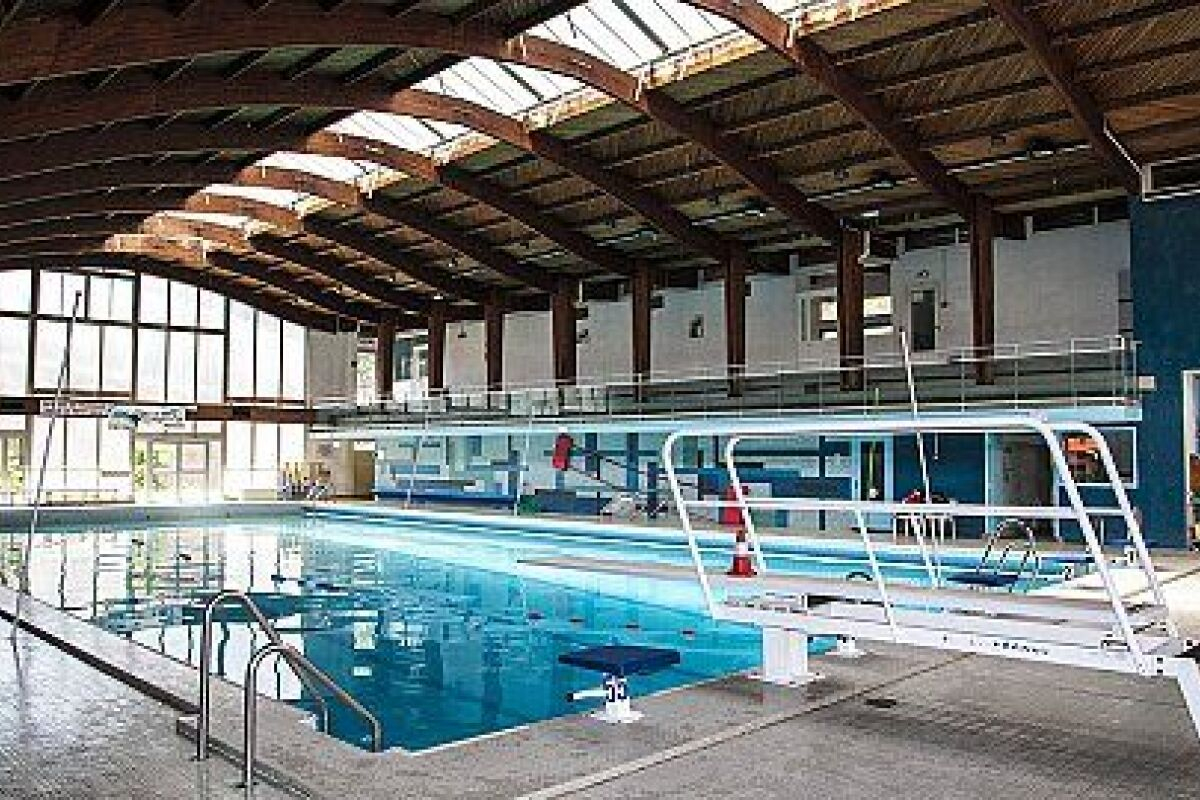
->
xmin=432 ymin=221 xmax=1128 ymax=389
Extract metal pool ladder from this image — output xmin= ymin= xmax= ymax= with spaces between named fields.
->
xmin=194 ymin=591 xmax=383 ymax=788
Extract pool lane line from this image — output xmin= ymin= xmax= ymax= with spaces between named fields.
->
xmin=515 ymin=650 xmax=971 ymax=800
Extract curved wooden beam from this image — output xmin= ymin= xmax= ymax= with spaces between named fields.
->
xmin=0 ymin=249 xmax=345 ymax=332
xmin=109 ymin=225 xmax=386 ymax=324
xmin=184 ymin=189 xmax=495 ymax=305
xmin=985 ymin=0 xmax=1141 ymax=195
xmin=0 ymin=213 xmax=144 ymax=244
xmin=0 ymin=187 xmax=195 ymax=228
xmin=306 ymin=131 xmax=644 ymax=279
xmin=234 ymin=165 xmax=561 ymax=293
xmin=681 ymin=0 xmax=977 ymax=219
xmin=0 ymin=126 xmax=649 ymax=281
xmin=0 ymin=123 xmax=289 ymax=183
xmin=0 ymin=0 xmax=842 ymax=239
xmin=0 ymin=161 xmax=235 ymax=208
xmin=0 ymin=70 xmax=741 ymax=264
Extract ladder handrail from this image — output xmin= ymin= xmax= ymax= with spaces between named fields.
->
xmin=243 ymin=642 xmax=383 ymax=789
xmin=196 ymin=590 xmax=332 ymax=760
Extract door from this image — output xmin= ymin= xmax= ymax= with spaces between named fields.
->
xmin=995 ymin=434 xmax=1053 ymax=537
xmin=135 ymin=438 xmax=222 ymax=504
xmin=909 ymin=289 xmax=938 ymax=352
xmin=0 ymin=435 xmax=23 ymax=502
xmin=851 ymin=438 xmax=892 ymax=531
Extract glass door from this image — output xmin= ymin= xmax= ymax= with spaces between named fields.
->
xmin=0 ymin=435 xmax=24 ymax=503
xmin=135 ymin=438 xmax=222 ymax=504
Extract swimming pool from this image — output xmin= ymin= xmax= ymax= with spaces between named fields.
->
xmin=6 ymin=508 xmax=1079 ymax=751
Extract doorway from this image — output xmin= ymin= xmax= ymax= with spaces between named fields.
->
xmin=851 ymin=437 xmax=892 ymax=530
xmin=909 ymin=288 xmax=938 ymax=352
xmin=0 ymin=434 xmax=23 ymax=502
xmin=991 ymin=434 xmax=1054 ymax=537
xmin=134 ymin=437 xmax=222 ymax=504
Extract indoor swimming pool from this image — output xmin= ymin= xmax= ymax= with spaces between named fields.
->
xmin=3 ymin=508 xmax=1082 ymax=752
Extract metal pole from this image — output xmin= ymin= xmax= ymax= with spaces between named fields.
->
xmin=899 ymin=330 xmax=941 ymax=584
xmin=242 ymin=643 xmax=281 ymax=790
xmin=512 ymin=409 xmax=534 ymax=517
xmin=10 ymin=290 xmax=81 ymax=643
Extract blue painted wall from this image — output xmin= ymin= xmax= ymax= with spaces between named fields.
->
xmin=894 ymin=434 xmax=986 ymax=537
xmin=1131 ymin=196 xmax=1200 ymax=548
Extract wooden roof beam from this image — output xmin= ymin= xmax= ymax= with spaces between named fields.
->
xmin=249 ymin=232 xmax=450 ymax=317
xmin=234 ymin=164 xmax=561 ymax=293
xmin=681 ymin=0 xmax=975 ymax=219
xmin=0 ymin=0 xmax=838 ymax=240
xmin=0 ymin=187 xmax=194 ymax=228
xmin=306 ymin=130 xmax=644 ymax=279
xmin=118 ymin=221 xmax=387 ymax=323
xmin=0 ymin=72 xmax=740 ymax=263
xmin=985 ymin=0 xmax=1141 ymax=195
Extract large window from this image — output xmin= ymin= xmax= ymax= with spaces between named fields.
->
xmin=0 ymin=266 xmax=308 ymax=503
xmin=227 ymin=301 xmax=304 ymax=402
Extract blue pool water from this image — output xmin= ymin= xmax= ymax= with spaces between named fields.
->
xmin=8 ymin=509 xmax=1077 ymax=751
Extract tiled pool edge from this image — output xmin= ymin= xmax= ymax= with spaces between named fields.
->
xmin=0 ymin=500 xmax=305 ymax=531
xmin=0 ymin=584 xmax=966 ymax=800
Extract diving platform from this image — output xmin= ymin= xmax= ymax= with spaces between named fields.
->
xmin=530 ymin=412 xmax=1200 ymax=746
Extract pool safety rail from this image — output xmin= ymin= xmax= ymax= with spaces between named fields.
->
xmin=315 ymin=336 xmax=1137 ymax=435
xmin=194 ymin=591 xmax=382 ymax=788
xmin=661 ymin=413 xmax=1200 ymax=742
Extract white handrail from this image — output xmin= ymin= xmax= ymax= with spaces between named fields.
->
xmin=663 ymin=413 xmax=1161 ymax=674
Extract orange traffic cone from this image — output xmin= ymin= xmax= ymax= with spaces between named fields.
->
xmin=727 ymin=528 xmax=756 ymax=577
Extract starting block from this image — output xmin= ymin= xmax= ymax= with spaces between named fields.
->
xmin=560 ymin=645 xmax=680 ymax=724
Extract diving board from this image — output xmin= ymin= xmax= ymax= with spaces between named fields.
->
xmin=647 ymin=413 xmax=1200 ymax=743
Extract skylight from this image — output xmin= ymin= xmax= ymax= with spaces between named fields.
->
xmin=147 ymin=0 xmax=831 ymax=237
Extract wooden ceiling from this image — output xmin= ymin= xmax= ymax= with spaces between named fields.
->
xmin=0 ymin=0 xmax=1197 ymax=331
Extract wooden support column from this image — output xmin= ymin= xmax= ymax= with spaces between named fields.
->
xmin=837 ymin=229 xmax=865 ymax=391
xmin=725 ymin=249 xmax=748 ymax=395
xmin=552 ymin=278 xmax=578 ymax=387
xmin=631 ymin=266 xmax=652 ymax=385
xmin=374 ymin=317 xmax=396 ymax=402
xmin=970 ymin=197 xmax=997 ymax=385
xmin=484 ymin=292 xmax=504 ymax=393
xmin=427 ymin=301 xmax=447 ymax=395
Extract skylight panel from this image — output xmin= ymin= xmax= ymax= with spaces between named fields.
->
xmin=331 ymin=111 xmax=466 ymax=153
xmin=629 ymin=0 xmax=733 ymax=54
xmin=505 ymin=62 xmax=581 ymax=100
xmin=535 ymin=8 xmax=652 ymax=69
xmin=256 ymin=152 xmax=368 ymax=184
xmin=162 ymin=211 xmax=259 ymax=231
xmin=203 ymin=184 xmax=309 ymax=209
xmin=420 ymin=58 xmax=545 ymax=116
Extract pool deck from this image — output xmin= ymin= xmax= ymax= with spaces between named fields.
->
xmin=3 ymin=549 xmax=1200 ymax=800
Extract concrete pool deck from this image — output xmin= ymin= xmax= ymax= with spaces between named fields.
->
xmin=3 ymin=552 xmax=1200 ymax=799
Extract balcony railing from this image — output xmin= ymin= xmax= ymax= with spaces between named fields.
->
xmin=317 ymin=335 xmax=1138 ymax=432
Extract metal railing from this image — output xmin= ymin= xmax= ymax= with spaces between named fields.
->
xmin=319 ymin=336 xmax=1138 ymax=432
xmin=662 ymin=414 xmax=1175 ymax=672
xmin=195 ymin=591 xmax=382 ymax=772
xmin=241 ymin=642 xmax=383 ymax=790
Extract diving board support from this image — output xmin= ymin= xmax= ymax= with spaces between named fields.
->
xmin=661 ymin=413 xmax=1200 ymax=744
xmin=756 ymin=627 xmax=820 ymax=686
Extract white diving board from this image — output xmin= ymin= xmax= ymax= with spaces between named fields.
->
xmin=638 ymin=413 xmax=1200 ymax=745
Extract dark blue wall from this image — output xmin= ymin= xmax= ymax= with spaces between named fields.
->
xmin=1131 ymin=196 xmax=1200 ymax=548
xmin=894 ymin=434 xmax=986 ymax=537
